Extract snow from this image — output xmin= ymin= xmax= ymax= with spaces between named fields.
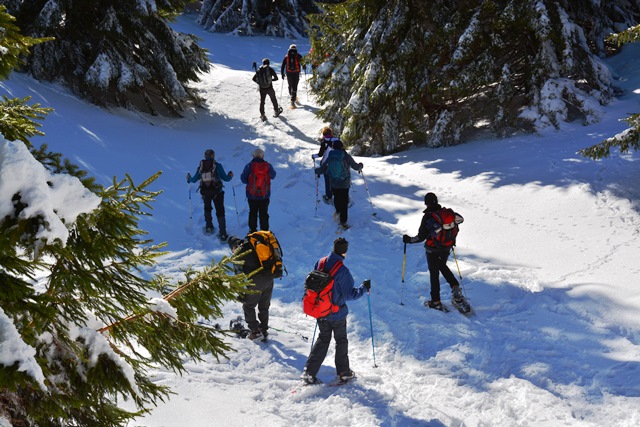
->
xmin=1 ymin=15 xmax=640 ymax=427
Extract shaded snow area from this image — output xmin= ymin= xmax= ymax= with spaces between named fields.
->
xmin=2 ymin=15 xmax=640 ymax=427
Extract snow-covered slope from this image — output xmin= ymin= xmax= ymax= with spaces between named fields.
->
xmin=2 ymin=15 xmax=639 ymax=427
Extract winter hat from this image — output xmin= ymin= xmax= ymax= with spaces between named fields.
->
xmin=424 ymin=192 xmax=438 ymax=205
xmin=252 ymin=148 xmax=265 ymax=158
xmin=228 ymin=236 xmax=243 ymax=251
xmin=289 ymin=44 xmax=297 ymax=50
xmin=333 ymin=237 xmax=349 ymax=255
xmin=262 ymin=58 xmax=270 ymax=65
xmin=204 ymin=149 xmax=215 ymax=159
xmin=332 ymin=139 xmax=344 ymax=150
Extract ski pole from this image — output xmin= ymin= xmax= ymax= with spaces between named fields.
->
xmin=188 ymin=182 xmax=193 ymax=228
xmin=360 ymin=170 xmax=377 ymax=216
xmin=304 ymin=64 xmax=309 ymax=102
xmin=400 ymin=243 xmax=406 ymax=305
xmin=280 ymin=78 xmax=285 ymax=105
xmin=269 ymin=326 xmax=308 ymax=341
xmin=452 ymin=247 xmax=467 ymax=298
xmin=313 ymin=157 xmax=319 ymax=216
xmin=310 ymin=320 xmax=318 ymax=352
xmin=231 ymin=184 xmax=240 ymax=226
xmin=367 ymin=290 xmax=378 ymax=368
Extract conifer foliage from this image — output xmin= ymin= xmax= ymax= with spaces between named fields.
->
xmin=0 ymin=8 xmax=246 ymax=426
xmin=198 ymin=0 xmax=318 ymax=37
xmin=3 ymin=0 xmax=210 ymax=116
xmin=308 ymin=0 xmax=640 ymax=154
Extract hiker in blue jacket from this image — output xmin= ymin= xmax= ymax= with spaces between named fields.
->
xmin=311 ymin=126 xmax=340 ymax=204
xmin=301 ymin=237 xmax=370 ymax=385
xmin=315 ymin=140 xmax=362 ymax=230
xmin=240 ymin=148 xmax=277 ymax=233
xmin=186 ymin=149 xmax=233 ymax=240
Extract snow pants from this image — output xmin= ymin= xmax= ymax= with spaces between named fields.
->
xmin=426 ymin=250 xmax=459 ymax=302
xmin=247 ymin=198 xmax=270 ymax=232
xmin=259 ymin=86 xmax=279 ymax=116
xmin=286 ymin=72 xmax=300 ymax=102
xmin=242 ymin=275 xmax=274 ymax=333
xmin=332 ymin=188 xmax=349 ymax=225
xmin=304 ymin=317 xmax=350 ymax=377
xmin=203 ymin=190 xmax=226 ymax=232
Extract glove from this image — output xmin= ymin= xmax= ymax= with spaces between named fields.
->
xmin=281 ymin=74 xmax=285 ymax=79
xmin=228 ymin=171 xmax=234 ymax=178
xmin=358 ymin=163 xmax=364 ymax=172
xmin=186 ymin=173 xmax=191 ymax=182
xmin=362 ymin=279 xmax=371 ymax=291
xmin=402 ymin=234 xmax=411 ymax=244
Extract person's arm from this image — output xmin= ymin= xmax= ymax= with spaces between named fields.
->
xmin=346 ymin=153 xmax=363 ymax=172
xmin=240 ymin=163 xmax=251 ymax=184
xmin=270 ymin=67 xmax=278 ymax=81
xmin=403 ymin=214 xmax=430 ymax=244
xmin=269 ymin=163 xmax=277 ymax=179
xmin=216 ymin=162 xmax=233 ymax=182
xmin=187 ymin=165 xmax=201 ymax=183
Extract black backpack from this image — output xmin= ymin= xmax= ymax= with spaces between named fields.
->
xmin=256 ymin=66 xmax=272 ymax=89
xmin=199 ymin=159 xmax=222 ymax=195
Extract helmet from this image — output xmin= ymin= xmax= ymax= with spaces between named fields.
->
xmin=204 ymin=149 xmax=215 ymax=159
xmin=262 ymin=58 xmax=270 ymax=65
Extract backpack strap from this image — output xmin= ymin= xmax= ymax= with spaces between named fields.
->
xmin=318 ymin=257 xmax=343 ymax=276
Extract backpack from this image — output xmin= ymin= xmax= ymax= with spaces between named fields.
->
xmin=426 ymin=208 xmax=459 ymax=249
xmin=256 ymin=66 xmax=271 ymax=89
xmin=302 ymin=257 xmax=343 ymax=318
xmin=247 ymin=161 xmax=271 ymax=198
xmin=246 ymin=230 xmax=285 ymax=279
xmin=285 ymin=51 xmax=300 ymax=73
xmin=199 ymin=159 xmax=222 ymax=194
xmin=327 ymin=150 xmax=349 ymax=181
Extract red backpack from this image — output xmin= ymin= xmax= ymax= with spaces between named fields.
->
xmin=426 ymin=208 xmax=459 ymax=249
xmin=285 ymin=51 xmax=300 ymax=73
xmin=247 ymin=161 xmax=271 ymax=197
xmin=302 ymin=257 xmax=343 ymax=318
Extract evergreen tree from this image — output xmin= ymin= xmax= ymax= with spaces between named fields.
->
xmin=198 ymin=0 xmax=318 ymax=37
xmin=580 ymin=25 xmax=640 ymax=160
xmin=3 ymin=0 xmax=210 ymax=116
xmin=0 ymin=8 xmax=247 ymax=425
xmin=308 ymin=0 xmax=640 ymax=154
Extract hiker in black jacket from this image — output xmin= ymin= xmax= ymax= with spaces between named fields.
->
xmin=252 ymin=58 xmax=282 ymax=121
xmin=403 ymin=193 xmax=464 ymax=311
xmin=281 ymin=44 xmax=304 ymax=108
xmin=228 ymin=235 xmax=274 ymax=341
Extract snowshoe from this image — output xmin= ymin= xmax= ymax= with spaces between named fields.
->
xmin=274 ymin=106 xmax=283 ymax=117
xmin=260 ymin=114 xmax=267 ymax=121
xmin=219 ymin=232 xmax=228 ymax=242
xmin=322 ymin=195 xmax=333 ymax=205
xmin=425 ymin=300 xmax=449 ymax=312
xmin=451 ymin=286 xmax=472 ymax=314
xmin=204 ymin=226 xmax=215 ymax=235
xmin=300 ymin=371 xmax=322 ymax=386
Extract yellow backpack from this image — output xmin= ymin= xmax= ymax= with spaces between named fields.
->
xmin=246 ymin=231 xmax=285 ymax=279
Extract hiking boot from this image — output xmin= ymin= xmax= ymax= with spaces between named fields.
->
xmin=274 ymin=106 xmax=283 ymax=117
xmin=260 ymin=327 xmax=269 ymax=338
xmin=339 ymin=222 xmax=350 ymax=230
xmin=247 ymin=329 xmax=263 ymax=340
xmin=322 ymin=195 xmax=332 ymax=204
xmin=205 ymin=226 xmax=214 ymax=234
xmin=290 ymin=100 xmax=295 ymax=108
xmin=451 ymin=285 xmax=464 ymax=303
xmin=333 ymin=211 xmax=340 ymax=223
xmin=427 ymin=300 xmax=445 ymax=311
xmin=301 ymin=371 xmax=322 ymax=385
xmin=339 ymin=370 xmax=356 ymax=382
xmin=219 ymin=232 xmax=228 ymax=241
xmin=260 ymin=114 xmax=267 ymax=121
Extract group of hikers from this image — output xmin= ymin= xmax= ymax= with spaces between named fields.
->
xmin=252 ymin=44 xmax=305 ymax=121
xmin=185 ymin=44 xmax=468 ymax=385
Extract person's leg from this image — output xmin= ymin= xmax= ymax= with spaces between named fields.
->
xmin=333 ymin=188 xmax=349 ymax=224
xmin=323 ymin=171 xmax=332 ymax=200
xmin=213 ymin=191 xmax=227 ymax=236
xmin=427 ymin=251 xmax=442 ymax=302
xmin=259 ymin=89 xmax=267 ymax=117
xmin=242 ymin=283 xmax=261 ymax=331
xmin=267 ymin=87 xmax=279 ymax=112
xmin=438 ymin=251 xmax=459 ymax=288
xmin=290 ymin=73 xmax=300 ymax=101
xmin=333 ymin=318 xmax=350 ymax=376
xmin=258 ymin=198 xmax=270 ymax=231
xmin=257 ymin=280 xmax=274 ymax=334
xmin=247 ymin=199 xmax=258 ymax=233
xmin=203 ymin=193 xmax=214 ymax=230
xmin=304 ymin=319 xmax=333 ymax=377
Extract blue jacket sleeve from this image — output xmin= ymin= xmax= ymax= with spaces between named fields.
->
xmin=188 ymin=166 xmax=201 ymax=183
xmin=240 ymin=163 xmax=251 ymax=184
xmin=269 ymin=163 xmax=277 ymax=179
xmin=215 ymin=162 xmax=233 ymax=182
